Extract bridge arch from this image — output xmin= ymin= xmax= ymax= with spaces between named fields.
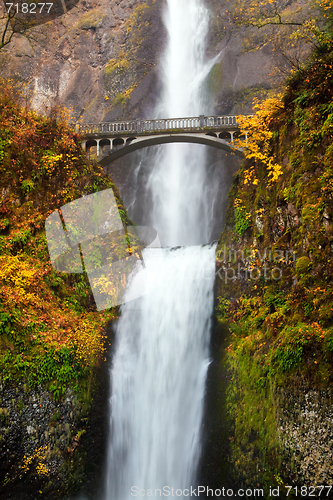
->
xmin=98 ymin=133 xmax=244 ymax=168
xmin=113 ymin=137 xmax=125 ymax=148
xmin=100 ymin=138 xmax=111 ymax=154
xmin=126 ymin=137 xmax=137 ymax=144
xmin=86 ymin=139 xmax=97 ymax=155
xmin=218 ymin=131 xmax=230 ymax=141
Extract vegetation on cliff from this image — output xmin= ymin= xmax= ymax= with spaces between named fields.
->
xmin=0 ymin=80 xmax=130 ymax=496
xmin=216 ymin=13 xmax=333 ymax=490
xmin=104 ymin=0 xmax=161 ymax=115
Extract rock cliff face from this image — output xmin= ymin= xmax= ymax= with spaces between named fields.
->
xmin=1 ymin=0 xmax=292 ymax=122
xmin=0 ymin=384 xmax=82 ymax=498
xmin=1 ymin=0 xmax=165 ymax=122
xmin=278 ymin=387 xmax=333 ymax=485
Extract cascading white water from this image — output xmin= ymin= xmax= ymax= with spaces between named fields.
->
xmin=105 ymin=1 xmax=218 ymax=498
xmin=105 ymin=246 xmax=216 ymax=499
xmin=151 ymin=0 xmax=215 ymax=246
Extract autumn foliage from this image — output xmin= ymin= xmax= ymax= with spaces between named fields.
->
xmin=233 ymin=96 xmax=284 ymax=183
xmin=0 ymin=80 xmax=128 ymax=396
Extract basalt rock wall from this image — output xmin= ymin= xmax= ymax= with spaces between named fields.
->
xmin=1 ymin=0 xmax=300 ymax=122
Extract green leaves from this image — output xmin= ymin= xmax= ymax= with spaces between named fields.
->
xmin=272 ymin=341 xmax=303 ymax=371
xmin=0 ymin=137 xmax=9 ymax=162
xmin=0 ymin=312 xmax=11 ymax=335
xmin=28 ymin=347 xmax=82 ymax=395
xmin=235 ymin=205 xmax=251 ymax=235
xmin=21 ymin=179 xmax=35 ymax=195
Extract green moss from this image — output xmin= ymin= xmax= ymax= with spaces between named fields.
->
xmin=234 ymin=205 xmax=251 ymax=235
xmin=77 ymin=9 xmax=105 ymax=30
xmin=295 ymin=256 xmax=311 ymax=275
xmin=105 ymin=56 xmax=130 ymax=77
xmin=207 ymin=62 xmax=224 ymax=96
xmin=216 ymin=36 xmax=333 ymax=487
xmin=112 ymin=93 xmax=126 ymax=107
xmin=124 ymin=3 xmax=150 ymax=37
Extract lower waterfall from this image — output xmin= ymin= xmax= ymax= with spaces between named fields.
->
xmin=105 ymin=245 xmax=216 ymax=499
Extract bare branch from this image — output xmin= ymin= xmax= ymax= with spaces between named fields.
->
xmin=0 ymin=2 xmax=34 ymax=51
xmin=244 ymin=19 xmax=304 ymax=29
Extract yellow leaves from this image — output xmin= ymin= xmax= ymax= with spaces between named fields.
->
xmin=0 ymin=255 xmax=38 ymax=305
xmin=67 ymin=314 xmax=106 ymax=365
xmin=319 ymin=0 xmax=333 ymax=10
xmin=233 ymin=96 xmax=284 ymax=184
xmin=36 ymin=462 xmax=50 ymax=475
xmin=0 ymin=255 xmax=36 ymax=285
xmin=234 ymin=198 xmax=251 ymax=219
xmin=22 ymin=446 xmax=49 ymax=475
xmin=123 ymin=84 xmax=138 ymax=100
xmin=0 ymin=253 xmax=106 ymax=363
xmin=267 ymin=160 xmax=283 ymax=182
xmin=41 ymin=152 xmax=63 ymax=176
xmin=243 ymin=167 xmax=259 ymax=185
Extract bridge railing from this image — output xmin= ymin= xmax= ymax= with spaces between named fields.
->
xmin=78 ymin=115 xmax=239 ymax=136
xmin=79 ymin=121 xmax=138 ymax=134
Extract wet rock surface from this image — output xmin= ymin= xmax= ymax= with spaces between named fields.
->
xmin=0 ymin=382 xmax=82 ymax=498
xmin=279 ymin=388 xmax=333 ymax=485
xmin=0 ymin=321 xmax=112 ymax=499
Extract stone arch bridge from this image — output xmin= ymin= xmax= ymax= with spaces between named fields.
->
xmin=77 ymin=115 xmax=247 ymax=167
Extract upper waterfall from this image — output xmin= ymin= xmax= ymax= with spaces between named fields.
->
xmin=150 ymin=0 xmax=214 ymax=247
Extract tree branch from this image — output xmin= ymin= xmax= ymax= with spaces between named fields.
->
xmin=245 ymin=19 xmax=304 ymax=29
xmin=1 ymin=10 xmax=15 ymax=48
xmin=0 ymin=3 xmax=34 ymax=50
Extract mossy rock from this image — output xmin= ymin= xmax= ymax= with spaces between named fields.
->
xmin=295 ymin=256 xmax=311 ymax=275
xmin=105 ymin=57 xmax=130 ymax=77
xmin=207 ymin=62 xmax=224 ymax=96
xmin=78 ymin=9 xmax=105 ymax=30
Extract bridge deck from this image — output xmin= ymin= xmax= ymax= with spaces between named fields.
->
xmin=76 ymin=115 xmax=248 ymax=164
xmin=77 ymin=115 xmax=240 ymax=137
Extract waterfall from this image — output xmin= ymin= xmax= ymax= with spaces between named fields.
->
xmin=105 ymin=1 xmax=217 ymax=498
xmin=150 ymin=0 xmax=214 ymax=246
